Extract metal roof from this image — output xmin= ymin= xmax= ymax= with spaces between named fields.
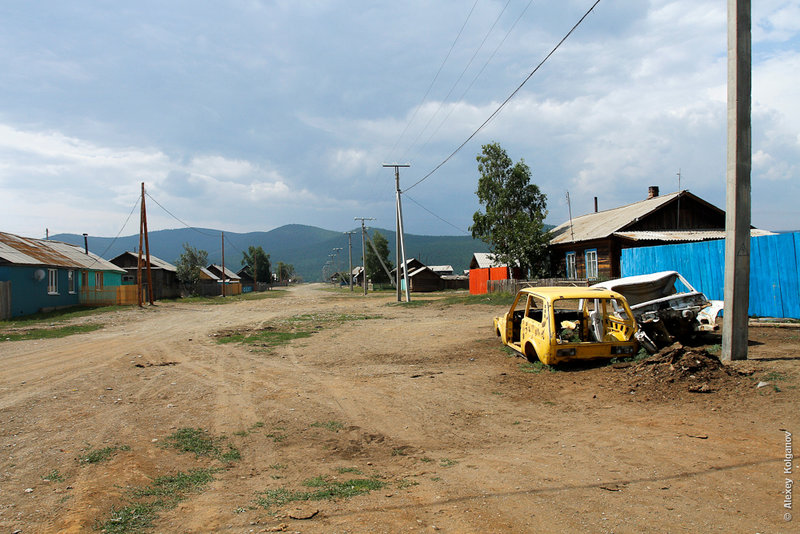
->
xmin=0 ymin=232 xmax=125 ymax=272
xmin=549 ymin=191 xmax=685 ymax=244
xmin=470 ymin=252 xmax=505 ymax=269
xmin=208 ymin=264 xmax=241 ymax=280
xmin=612 ymin=229 xmax=776 ymax=242
xmin=111 ymin=251 xmax=177 ymax=272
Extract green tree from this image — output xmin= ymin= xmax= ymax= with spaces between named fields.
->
xmin=275 ymin=261 xmax=295 ymax=282
xmin=241 ymin=246 xmax=271 ymax=283
xmin=470 ymin=142 xmax=550 ymax=278
xmin=365 ymin=231 xmax=393 ymax=284
xmin=175 ymin=243 xmax=208 ymax=294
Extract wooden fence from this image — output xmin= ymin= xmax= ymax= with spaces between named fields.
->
xmin=487 ymin=277 xmax=589 ymax=294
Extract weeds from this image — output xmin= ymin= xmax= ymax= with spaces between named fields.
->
xmin=78 ymin=444 xmax=130 ymax=465
xmin=1 ymin=324 xmax=103 ymax=342
xmin=42 ymin=469 xmax=64 ymax=482
xmin=336 ymin=467 xmax=362 ymax=474
xmin=311 ymin=420 xmax=344 ymax=432
xmin=255 ymin=475 xmax=385 ymax=510
xmin=439 ymin=458 xmax=458 ymax=468
xmin=519 ymin=361 xmax=557 ymax=374
xmin=161 ymin=428 xmax=240 ymax=463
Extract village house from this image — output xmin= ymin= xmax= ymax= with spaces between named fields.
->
xmin=548 ymin=187 xmax=773 ymax=281
xmin=109 ymin=251 xmax=181 ymax=300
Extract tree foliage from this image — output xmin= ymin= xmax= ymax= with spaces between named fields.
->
xmin=275 ymin=261 xmax=295 ymax=282
xmin=470 ymin=142 xmax=550 ymax=278
xmin=241 ymin=246 xmax=271 ymax=283
xmin=175 ymin=243 xmax=208 ymax=294
xmin=365 ymin=231 xmax=393 ymax=283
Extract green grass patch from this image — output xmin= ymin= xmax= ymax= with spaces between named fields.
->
xmin=336 ymin=467 xmax=362 ymax=474
xmin=0 ymin=305 xmax=127 ymax=327
xmin=1 ymin=323 xmax=103 ymax=342
xmin=439 ymin=458 xmax=458 ymax=468
xmin=98 ymin=468 xmax=218 ymax=533
xmin=42 ymin=469 xmax=64 ymax=482
xmin=254 ymin=476 xmax=385 ymax=510
xmin=78 ymin=444 xmax=130 ymax=465
xmin=311 ymin=420 xmax=344 ymax=432
xmin=161 ymin=428 xmax=240 ymax=463
xmin=396 ymin=478 xmax=419 ymax=489
xmin=519 ymin=361 xmax=557 ymax=374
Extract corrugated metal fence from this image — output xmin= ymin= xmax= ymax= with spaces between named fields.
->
xmin=621 ymin=232 xmax=800 ymax=319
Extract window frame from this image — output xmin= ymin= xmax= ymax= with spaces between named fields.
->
xmin=48 ymin=268 xmax=59 ymax=295
xmin=94 ymin=271 xmax=104 ymax=289
xmin=68 ymin=270 xmax=76 ymax=294
xmin=565 ymin=252 xmax=577 ymax=279
xmin=585 ymin=249 xmax=599 ymax=280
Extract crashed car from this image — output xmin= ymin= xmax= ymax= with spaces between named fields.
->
xmin=493 ymin=287 xmax=639 ymax=365
xmin=592 ymin=271 xmax=722 ymax=349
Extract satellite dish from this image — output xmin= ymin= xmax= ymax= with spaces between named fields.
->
xmin=34 ymin=269 xmax=46 ymax=281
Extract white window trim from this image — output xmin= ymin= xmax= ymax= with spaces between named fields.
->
xmin=48 ymin=268 xmax=59 ymax=295
xmin=585 ymin=249 xmax=598 ymax=280
xmin=68 ymin=270 xmax=76 ymax=294
xmin=565 ymin=252 xmax=577 ymax=279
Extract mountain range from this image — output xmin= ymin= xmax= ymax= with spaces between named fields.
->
xmin=50 ymin=225 xmax=491 ymax=282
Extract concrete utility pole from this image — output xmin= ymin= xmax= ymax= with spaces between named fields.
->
xmin=383 ymin=163 xmax=411 ymax=303
xmin=344 ymin=231 xmax=356 ymax=291
xmin=722 ymin=0 xmax=751 ymax=362
xmin=221 ymin=231 xmax=226 ymax=297
xmin=332 ymin=247 xmax=343 ymax=283
xmin=354 ymin=217 xmax=374 ymax=296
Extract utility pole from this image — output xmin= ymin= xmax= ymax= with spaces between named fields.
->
xmin=722 ymin=0 xmax=751 ymax=361
xmin=137 ymin=182 xmax=154 ymax=306
xmin=355 ymin=217 xmax=374 ymax=296
xmin=383 ymin=163 xmax=411 ymax=302
xmin=676 ymin=169 xmax=682 ymax=229
xmin=344 ymin=231 xmax=356 ymax=291
xmin=332 ymin=247 xmax=343 ymax=284
xmin=221 ymin=231 xmax=226 ymax=297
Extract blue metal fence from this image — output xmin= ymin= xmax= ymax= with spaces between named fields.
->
xmin=621 ymin=232 xmax=800 ymax=319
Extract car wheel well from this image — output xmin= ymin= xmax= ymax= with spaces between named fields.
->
xmin=523 ymin=342 xmax=539 ymax=363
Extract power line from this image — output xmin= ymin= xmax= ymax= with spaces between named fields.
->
xmin=82 ymin=195 xmax=140 ymax=268
xmin=405 ymin=194 xmax=470 ymax=235
xmin=386 ymin=0 xmax=480 ymax=161
xmin=400 ymin=0 xmax=513 ymax=163
xmin=144 ymin=191 xmax=219 ymax=237
xmin=404 ymin=0 xmax=602 ymax=193
xmin=419 ymin=0 xmax=535 ymax=152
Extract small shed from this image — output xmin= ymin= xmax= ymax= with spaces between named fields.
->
xmin=404 ymin=266 xmax=442 ymax=292
xmin=206 ymin=264 xmax=242 ymax=296
xmin=468 ymin=253 xmax=522 ymax=295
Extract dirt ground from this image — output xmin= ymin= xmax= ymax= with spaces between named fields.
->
xmin=1 ymin=284 xmax=798 ymax=533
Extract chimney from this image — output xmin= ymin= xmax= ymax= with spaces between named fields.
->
xmin=647 ymin=186 xmax=659 ymax=199
xmin=594 ymin=197 xmax=598 ymax=213
xmin=82 ymin=233 xmax=89 ymax=254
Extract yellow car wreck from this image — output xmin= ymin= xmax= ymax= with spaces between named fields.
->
xmin=493 ymin=287 xmax=640 ymax=365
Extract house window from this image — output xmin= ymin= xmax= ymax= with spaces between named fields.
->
xmin=68 ymin=270 xmax=76 ymax=294
xmin=565 ymin=252 xmax=577 ymax=279
xmin=585 ymin=249 xmax=598 ymax=280
xmin=94 ymin=271 xmax=104 ymax=289
xmin=48 ymin=268 xmax=58 ymax=294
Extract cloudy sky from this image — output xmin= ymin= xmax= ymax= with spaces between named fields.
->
xmin=1 ymin=0 xmax=798 ymax=240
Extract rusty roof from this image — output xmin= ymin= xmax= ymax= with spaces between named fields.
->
xmin=613 ymin=229 xmax=776 ymax=242
xmin=0 ymin=231 xmax=125 ymax=272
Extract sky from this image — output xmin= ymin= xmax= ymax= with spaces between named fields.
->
xmin=1 ymin=0 xmax=798 ymax=240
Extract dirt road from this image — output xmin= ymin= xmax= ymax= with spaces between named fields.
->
xmin=1 ymin=284 xmax=798 ymax=533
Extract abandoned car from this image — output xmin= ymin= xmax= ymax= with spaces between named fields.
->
xmin=494 ymin=287 xmax=639 ymax=365
xmin=592 ymin=271 xmax=722 ymax=349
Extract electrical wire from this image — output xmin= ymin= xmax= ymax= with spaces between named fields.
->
xmin=420 ymin=0 xmax=534 ymax=151
xmin=144 ymin=191 xmax=219 ymax=237
xmin=80 ymin=195 xmax=140 ymax=269
xmin=386 ymin=0 xmax=480 ymax=161
xmin=405 ymin=194 xmax=470 ymax=235
xmin=404 ymin=0 xmax=602 ymax=193
xmin=399 ymin=0 xmax=513 ymax=163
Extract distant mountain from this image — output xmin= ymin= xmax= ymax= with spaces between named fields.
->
xmin=50 ymin=224 xmax=491 ymax=282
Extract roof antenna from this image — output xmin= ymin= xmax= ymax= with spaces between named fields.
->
xmin=566 ymin=191 xmax=575 ymax=242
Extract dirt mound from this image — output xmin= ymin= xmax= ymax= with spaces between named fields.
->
xmin=623 ymin=343 xmax=742 ymax=394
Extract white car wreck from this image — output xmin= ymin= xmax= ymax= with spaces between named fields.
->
xmin=592 ymin=271 xmax=722 ymax=350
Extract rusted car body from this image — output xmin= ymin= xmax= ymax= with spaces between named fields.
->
xmin=493 ymin=287 xmax=639 ymax=365
xmin=592 ymin=271 xmax=721 ymax=348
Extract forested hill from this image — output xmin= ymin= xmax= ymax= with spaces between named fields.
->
xmin=51 ymin=224 xmax=491 ymax=282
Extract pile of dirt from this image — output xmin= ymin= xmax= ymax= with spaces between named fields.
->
xmin=622 ymin=343 xmax=743 ymax=395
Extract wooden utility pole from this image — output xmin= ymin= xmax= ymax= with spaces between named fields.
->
xmin=344 ymin=231 xmax=356 ymax=291
xmin=722 ymin=0 xmax=751 ymax=361
xmin=355 ymin=217 xmax=374 ymax=296
xmin=221 ymin=232 xmax=226 ymax=297
xmin=137 ymin=182 xmax=154 ymax=306
xmin=383 ymin=163 xmax=411 ymax=302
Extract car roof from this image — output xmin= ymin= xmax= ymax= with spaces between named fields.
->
xmin=518 ymin=286 xmax=625 ymax=299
